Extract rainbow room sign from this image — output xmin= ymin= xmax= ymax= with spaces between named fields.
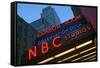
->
xmin=27 ymin=15 xmax=95 ymax=62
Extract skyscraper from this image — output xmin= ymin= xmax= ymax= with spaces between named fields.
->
xmin=41 ymin=6 xmax=61 ymax=26
xmin=30 ymin=6 xmax=61 ymax=32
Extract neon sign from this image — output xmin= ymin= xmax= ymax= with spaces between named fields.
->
xmin=37 ymin=14 xmax=82 ymax=38
xmin=27 ymin=15 xmax=94 ymax=60
xmin=28 ymin=24 xmax=92 ymax=60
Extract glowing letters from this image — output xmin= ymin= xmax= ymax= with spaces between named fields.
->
xmin=28 ymin=36 xmax=62 ymax=60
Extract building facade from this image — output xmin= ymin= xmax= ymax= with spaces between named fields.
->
xmin=16 ymin=15 xmax=37 ymax=65
xmin=31 ymin=6 xmax=61 ymax=32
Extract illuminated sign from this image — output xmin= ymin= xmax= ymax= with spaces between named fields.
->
xmin=37 ymin=14 xmax=82 ymax=38
xmin=27 ymin=15 xmax=95 ymax=61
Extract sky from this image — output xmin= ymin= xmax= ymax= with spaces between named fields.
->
xmin=17 ymin=3 xmax=74 ymax=24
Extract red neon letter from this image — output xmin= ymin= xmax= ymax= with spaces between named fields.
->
xmin=82 ymin=27 xmax=87 ymax=32
xmin=28 ymin=46 xmax=37 ymax=60
xmin=52 ymin=36 xmax=63 ymax=48
xmin=41 ymin=41 xmax=49 ymax=54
